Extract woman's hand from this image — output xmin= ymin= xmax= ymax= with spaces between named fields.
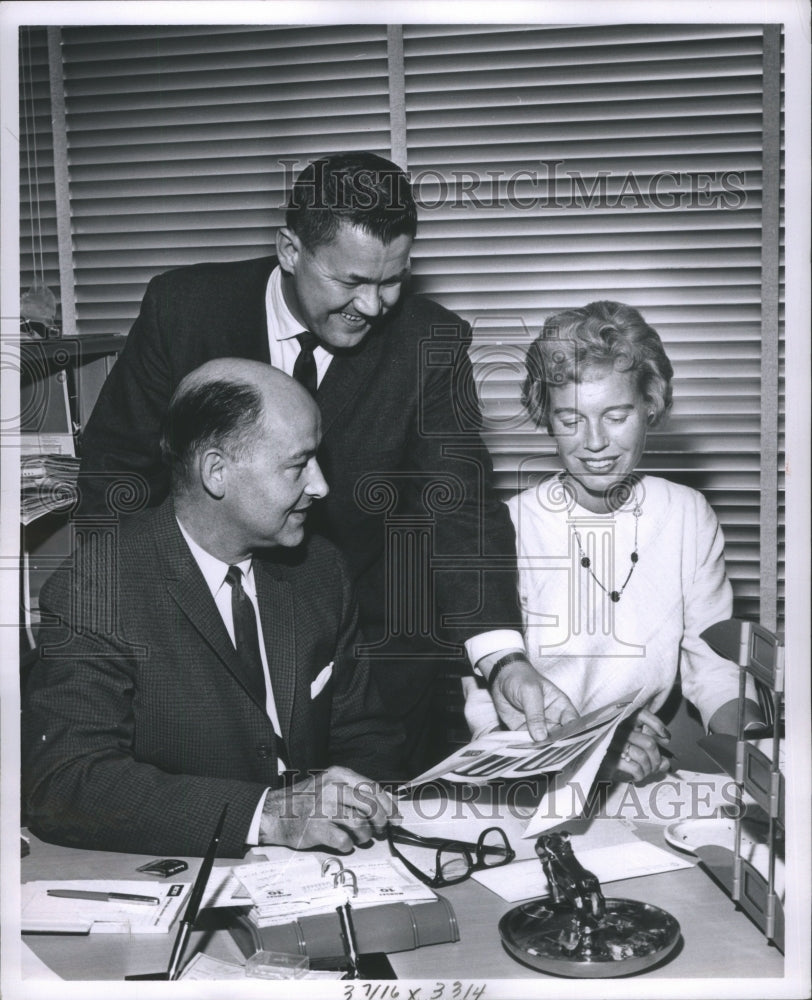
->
xmin=610 ymin=707 xmax=672 ymax=784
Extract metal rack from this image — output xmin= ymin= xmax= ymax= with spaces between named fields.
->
xmin=700 ymin=619 xmax=785 ymax=952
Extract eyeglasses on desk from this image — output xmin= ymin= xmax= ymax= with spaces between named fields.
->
xmin=387 ymin=825 xmax=515 ymax=889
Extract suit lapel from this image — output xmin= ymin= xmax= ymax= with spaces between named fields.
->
xmin=232 ymin=257 xmax=275 ymax=365
xmin=153 ymin=502 xmax=267 ymax=710
xmin=317 ymin=327 xmax=386 ymax=436
xmin=253 ymin=561 xmax=297 ymax=743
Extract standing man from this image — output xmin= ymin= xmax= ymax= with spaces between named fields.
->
xmin=77 ymin=152 xmax=577 ymax=772
xmin=23 ymin=361 xmax=398 ymax=857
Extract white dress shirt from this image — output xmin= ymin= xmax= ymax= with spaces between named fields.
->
xmin=265 ymin=265 xmax=333 ymax=385
xmin=263 ymin=265 xmax=524 ymax=673
xmin=176 ymin=519 xmax=279 ymax=844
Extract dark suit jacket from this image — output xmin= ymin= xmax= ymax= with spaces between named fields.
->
xmin=22 ymin=500 xmax=402 ymax=857
xmin=77 ymin=258 xmax=521 ymax=668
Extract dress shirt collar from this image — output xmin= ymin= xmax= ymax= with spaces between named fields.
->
xmin=175 ymin=518 xmax=253 ymax=597
xmin=266 ymin=265 xmax=307 ymax=344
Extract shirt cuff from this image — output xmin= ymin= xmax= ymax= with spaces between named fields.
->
xmin=246 ymin=788 xmax=271 ymax=846
xmin=465 ymin=630 xmax=525 ymax=676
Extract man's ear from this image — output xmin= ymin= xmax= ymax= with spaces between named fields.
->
xmin=200 ymin=448 xmax=227 ymax=499
xmin=276 ymin=227 xmax=302 ymax=274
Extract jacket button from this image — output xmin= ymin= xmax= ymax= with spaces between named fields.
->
xmin=256 ymin=743 xmax=272 ymax=759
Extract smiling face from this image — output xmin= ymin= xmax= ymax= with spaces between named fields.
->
xmin=277 ymin=222 xmax=412 ymax=349
xmin=222 ymin=387 xmax=328 ymax=554
xmin=549 ymin=366 xmax=650 ymax=512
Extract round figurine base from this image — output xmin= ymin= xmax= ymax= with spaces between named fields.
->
xmin=499 ymin=896 xmax=681 ymax=978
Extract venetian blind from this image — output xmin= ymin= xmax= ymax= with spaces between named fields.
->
xmin=18 ymin=27 xmax=59 ymax=320
xmin=401 ymin=23 xmax=783 ymax=623
xmin=57 ymin=23 xmax=392 ymax=336
xmin=24 ymin=22 xmax=783 ymax=625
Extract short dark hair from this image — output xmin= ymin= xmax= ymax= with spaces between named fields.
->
xmin=286 ymin=151 xmax=418 ymax=251
xmin=160 ymin=378 xmax=264 ymax=489
xmin=523 ymin=300 xmax=674 ymax=429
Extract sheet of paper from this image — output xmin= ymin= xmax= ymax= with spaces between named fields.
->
xmin=595 ymin=769 xmax=741 ymax=826
xmin=522 ymin=692 xmax=644 ymax=837
xmin=394 ymin=796 xmax=539 ymax=861
xmin=21 ymin=880 xmax=189 ymax=934
xmin=400 ymin=698 xmax=635 ymax=791
xmin=178 ymin=952 xmax=346 ymax=982
xmin=179 ymin=953 xmax=248 ymax=980
xmin=472 ymin=838 xmax=694 ymax=902
xmin=201 ymin=868 xmax=252 ymax=908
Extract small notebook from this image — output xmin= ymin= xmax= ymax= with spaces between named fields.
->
xmin=21 ymin=880 xmax=189 ymax=934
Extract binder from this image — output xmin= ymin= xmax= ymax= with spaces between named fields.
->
xmin=229 ymin=896 xmax=459 ymax=962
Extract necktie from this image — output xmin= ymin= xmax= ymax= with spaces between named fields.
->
xmin=224 ymin=566 xmax=287 ymax=772
xmin=293 ymin=331 xmax=319 ymax=397
xmin=225 ymin=565 xmax=267 ymax=707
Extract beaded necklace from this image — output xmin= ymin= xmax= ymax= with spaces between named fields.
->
xmin=568 ymin=481 xmax=643 ymax=604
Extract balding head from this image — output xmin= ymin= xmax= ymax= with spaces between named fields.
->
xmin=161 ymin=358 xmax=317 ymax=493
xmin=162 ymin=359 xmax=328 ymax=561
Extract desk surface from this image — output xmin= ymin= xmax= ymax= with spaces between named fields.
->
xmin=391 ymin=863 xmax=782 ymax=980
xmin=19 ymin=819 xmax=784 ymax=985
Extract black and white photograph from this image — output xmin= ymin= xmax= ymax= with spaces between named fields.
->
xmin=1 ymin=2 xmax=809 ymax=998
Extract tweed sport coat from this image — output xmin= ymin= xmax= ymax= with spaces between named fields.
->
xmin=76 ymin=258 xmax=522 ymax=668
xmin=22 ymin=499 xmax=402 ymax=857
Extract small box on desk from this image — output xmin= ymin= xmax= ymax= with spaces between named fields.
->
xmin=228 ymin=896 xmax=459 ymax=964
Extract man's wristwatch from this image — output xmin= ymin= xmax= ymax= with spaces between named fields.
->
xmin=486 ymin=651 xmax=530 ymax=691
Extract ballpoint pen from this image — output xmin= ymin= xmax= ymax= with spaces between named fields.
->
xmin=47 ymin=889 xmax=160 ymax=905
xmin=165 ymin=803 xmax=229 ymax=981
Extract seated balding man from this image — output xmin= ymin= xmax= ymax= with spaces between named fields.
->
xmin=22 ymin=360 xmax=401 ymax=857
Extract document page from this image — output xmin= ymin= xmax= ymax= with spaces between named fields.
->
xmin=400 ymin=695 xmax=643 ymax=837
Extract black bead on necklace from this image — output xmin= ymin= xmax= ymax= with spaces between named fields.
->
xmin=573 ymin=501 xmax=642 ymax=603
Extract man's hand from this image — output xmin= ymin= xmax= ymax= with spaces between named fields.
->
xmin=259 ymin=765 xmax=395 ymax=852
xmin=489 ymin=658 xmax=578 ymax=741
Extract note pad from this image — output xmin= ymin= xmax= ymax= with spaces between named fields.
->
xmin=21 ymin=880 xmax=189 ymax=934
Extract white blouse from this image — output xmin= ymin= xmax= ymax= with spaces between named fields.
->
xmin=505 ymin=474 xmax=740 ymax=729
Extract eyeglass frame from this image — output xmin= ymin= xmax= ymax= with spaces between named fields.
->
xmin=387 ymin=825 xmax=515 ymax=888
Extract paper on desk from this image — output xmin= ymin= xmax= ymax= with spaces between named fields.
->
xmin=179 ymin=954 xmax=248 ymax=980
xmin=596 ymin=770 xmax=740 ymax=825
xmin=394 ymin=797 xmax=539 ymax=861
xmin=473 ymin=838 xmax=693 ymax=902
xmin=231 ymin=853 xmax=436 ymax=927
xmin=201 ymin=868 xmax=252 ymax=908
xmin=21 ymin=880 xmax=189 ymax=934
xmin=179 ymin=952 xmax=346 ymax=981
